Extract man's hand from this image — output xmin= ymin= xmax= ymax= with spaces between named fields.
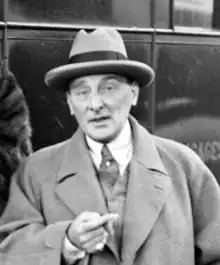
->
xmin=66 ymin=211 xmax=119 ymax=254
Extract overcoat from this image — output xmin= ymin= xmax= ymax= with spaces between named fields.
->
xmin=1 ymin=116 xmax=220 ymax=265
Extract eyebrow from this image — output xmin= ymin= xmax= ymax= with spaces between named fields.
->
xmin=69 ymin=75 xmax=128 ymax=91
xmin=101 ymin=75 xmax=128 ymax=83
xmin=69 ymin=79 xmax=88 ymax=90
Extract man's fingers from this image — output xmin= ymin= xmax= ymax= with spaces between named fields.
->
xmin=78 ymin=227 xmax=107 ymax=245
xmin=101 ymin=213 xmax=119 ymax=235
xmin=71 ymin=212 xmax=119 ymax=235
xmin=68 ymin=212 xmax=119 ymax=247
xmin=94 ymin=242 xmax=105 ymax=251
xmin=101 ymin=213 xmax=119 ymax=224
xmin=104 ymin=221 xmax=115 ymax=236
xmin=82 ymin=216 xmax=107 ymax=231
xmin=73 ymin=212 xmax=102 ymax=233
xmin=77 ymin=212 xmax=101 ymax=222
xmin=82 ymin=233 xmax=108 ymax=253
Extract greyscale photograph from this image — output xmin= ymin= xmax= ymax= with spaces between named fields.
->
xmin=1 ymin=1 xmax=220 ymax=264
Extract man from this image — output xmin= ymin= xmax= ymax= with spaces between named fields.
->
xmin=0 ymin=27 xmax=220 ymax=265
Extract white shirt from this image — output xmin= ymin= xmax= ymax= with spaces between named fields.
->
xmin=86 ymin=119 xmax=133 ymax=176
xmin=63 ymin=120 xmax=133 ymax=264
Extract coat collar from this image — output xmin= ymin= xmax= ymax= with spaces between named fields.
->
xmin=56 ymin=128 xmax=90 ymax=182
xmin=120 ymin=116 xmax=170 ymax=264
xmin=55 ymin=116 xmax=171 ymax=263
xmin=56 ymin=126 xmax=109 ymax=215
xmin=56 ymin=115 xmax=167 ymax=182
xmin=129 ymin=115 xmax=167 ymax=175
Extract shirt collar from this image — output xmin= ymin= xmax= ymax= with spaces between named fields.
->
xmin=86 ymin=119 xmax=132 ymax=161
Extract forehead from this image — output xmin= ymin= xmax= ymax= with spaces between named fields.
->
xmin=69 ymin=74 xmax=128 ymax=89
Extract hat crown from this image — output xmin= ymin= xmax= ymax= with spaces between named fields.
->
xmin=69 ymin=27 xmax=128 ymax=59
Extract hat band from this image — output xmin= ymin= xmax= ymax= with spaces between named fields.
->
xmin=68 ymin=51 xmax=128 ymax=64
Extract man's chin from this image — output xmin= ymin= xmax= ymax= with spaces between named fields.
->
xmin=87 ymin=131 xmax=117 ymax=143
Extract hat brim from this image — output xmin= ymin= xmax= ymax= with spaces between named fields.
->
xmin=44 ymin=60 xmax=155 ymax=91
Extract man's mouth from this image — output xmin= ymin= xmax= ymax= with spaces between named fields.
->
xmin=89 ymin=116 xmax=111 ymax=123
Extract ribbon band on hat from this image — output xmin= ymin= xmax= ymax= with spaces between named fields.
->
xmin=68 ymin=51 xmax=128 ymax=64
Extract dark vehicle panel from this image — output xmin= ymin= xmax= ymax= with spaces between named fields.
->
xmin=155 ymin=41 xmax=220 ymax=183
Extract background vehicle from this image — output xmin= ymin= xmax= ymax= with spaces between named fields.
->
xmin=1 ymin=0 xmax=220 ymax=183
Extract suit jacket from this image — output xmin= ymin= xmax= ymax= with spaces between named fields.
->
xmin=1 ymin=116 xmax=220 ymax=265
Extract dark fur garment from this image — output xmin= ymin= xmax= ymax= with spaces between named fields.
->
xmin=0 ymin=73 xmax=32 ymax=215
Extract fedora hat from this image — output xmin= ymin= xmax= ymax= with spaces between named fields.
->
xmin=44 ymin=27 xmax=155 ymax=91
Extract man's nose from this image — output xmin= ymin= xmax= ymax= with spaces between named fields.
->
xmin=88 ymin=93 xmax=104 ymax=111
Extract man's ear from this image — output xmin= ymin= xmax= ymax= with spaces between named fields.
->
xmin=66 ymin=93 xmax=74 ymax=115
xmin=131 ymin=82 xmax=139 ymax=106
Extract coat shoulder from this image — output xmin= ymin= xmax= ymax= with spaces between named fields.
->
xmin=152 ymin=135 xmax=213 ymax=181
xmin=153 ymin=135 xmax=200 ymax=162
xmin=24 ymin=139 xmax=70 ymax=181
xmin=30 ymin=139 xmax=69 ymax=163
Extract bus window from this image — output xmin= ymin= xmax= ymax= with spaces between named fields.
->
xmin=174 ymin=0 xmax=214 ymax=30
xmin=8 ymin=0 xmax=151 ymax=28
xmin=155 ymin=0 xmax=170 ymax=28
xmin=0 ymin=0 xmax=3 ymax=22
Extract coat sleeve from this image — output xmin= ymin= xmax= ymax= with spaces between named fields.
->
xmin=0 ymin=158 xmax=72 ymax=265
xmin=188 ymin=151 xmax=220 ymax=265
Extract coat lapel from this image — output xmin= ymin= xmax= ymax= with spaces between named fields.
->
xmin=54 ymin=129 xmax=119 ymax=260
xmin=55 ymin=128 xmax=107 ymax=216
xmin=121 ymin=117 xmax=172 ymax=264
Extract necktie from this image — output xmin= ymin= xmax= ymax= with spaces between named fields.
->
xmin=98 ymin=145 xmax=123 ymax=254
xmin=99 ymin=144 xmax=120 ymax=188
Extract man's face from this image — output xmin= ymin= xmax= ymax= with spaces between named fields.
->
xmin=67 ymin=74 xmax=139 ymax=143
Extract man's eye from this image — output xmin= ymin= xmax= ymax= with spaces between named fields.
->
xmin=101 ymin=84 xmax=116 ymax=92
xmin=106 ymin=85 xmax=114 ymax=90
xmin=76 ymin=90 xmax=89 ymax=96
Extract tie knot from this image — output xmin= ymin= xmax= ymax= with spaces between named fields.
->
xmin=99 ymin=144 xmax=120 ymax=187
xmin=100 ymin=144 xmax=119 ymax=172
xmin=101 ymin=144 xmax=114 ymax=162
